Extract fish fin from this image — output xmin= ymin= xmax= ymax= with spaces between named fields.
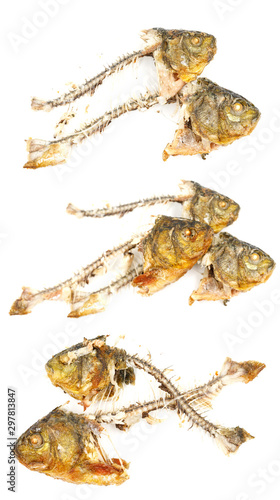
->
xmin=220 ymin=358 xmax=266 ymax=384
xmin=133 ymin=267 xmax=185 ymax=295
xmin=132 ymin=269 xmax=160 ymax=295
xmin=145 ymin=414 xmax=165 ymax=425
xmin=189 ymin=277 xmax=239 ymax=305
xmin=163 ymin=127 xmax=214 ymax=160
xmin=9 ymin=287 xmax=41 ymax=315
xmin=66 ymin=203 xmax=84 ymax=218
xmin=23 ymin=139 xmax=69 ymax=169
xmin=31 ymin=98 xmax=52 ymax=111
xmin=68 ymin=291 xmax=109 ymax=317
xmin=78 ymin=400 xmax=92 ymax=411
xmin=216 ymin=426 xmax=254 ymax=456
xmin=68 ymin=460 xmax=129 ymax=485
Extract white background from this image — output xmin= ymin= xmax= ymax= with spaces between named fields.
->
xmin=1 ymin=1 xmax=280 ymax=499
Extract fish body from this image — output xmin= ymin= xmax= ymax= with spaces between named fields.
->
xmin=45 ymin=337 xmax=135 ymax=406
xmin=133 ymin=215 xmax=214 ymax=295
xmin=190 ymin=232 xmax=275 ymax=303
xmin=15 ymin=407 xmax=129 ymax=485
xmin=163 ymin=78 xmax=260 ymax=159
xmin=68 ymin=181 xmax=240 ymax=235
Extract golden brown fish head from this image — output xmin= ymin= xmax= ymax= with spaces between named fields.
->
xmin=146 ymin=215 xmax=214 ymax=268
xmin=188 ymin=78 xmax=260 ymax=145
xmin=175 ymin=217 xmax=214 ymax=261
xmin=183 ymin=182 xmax=240 ymax=232
xmin=207 ymin=193 xmax=240 ymax=233
xmin=15 ymin=408 xmax=72 ymax=473
xmin=45 ymin=339 xmax=111 ymax=399
xmin=155 ymin=29 xmax=217 ymax=82
xmin=45 ymin=338 xmax=134 ymax=400
xmin=15 ymin=408 xmax=129 ymax=485
xmin=238 ymin=242 xmax=276 ymax=291
xmin=212 ymin=233 xmax=275 ymax=291
xmin=45 ymin=350 xmax=86 ymax=398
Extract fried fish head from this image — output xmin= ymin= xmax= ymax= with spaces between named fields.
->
xmin=180 ymin=181 xmax=240 ymax=233
xmin=188 ymin=78 xmax=260 ymax=146
xmin=142 ymin=29 xmax=216 ymax=98
xmin=210 ymin=233 xmax=275 ymax=291
xmin=15 ymin=407 xmax=129 ymax=485
xmin=45 ymin=337 xmax=134 ymax=403
xmin=15 ymin=407 xmax=85 ymax=474
xmin=141 ymin=215 xmax=214 ymax=271
xmin=156 ymin=29 xmax=216 ymax=81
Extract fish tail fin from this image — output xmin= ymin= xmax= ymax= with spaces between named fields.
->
xmin=66 ymin=203 xmax=84 ymax=218
xmin=31 ymin=98 xmax=52 ymax=111
xmin=23 ymin=138 xmax=69 ymax=169
xmin=220 ymin=358 xmax=266 ymax=384
xmin=9 ymin=287 xmax=41 ymax=315
xmin=216 ymin=426 xmax=254 ymax=456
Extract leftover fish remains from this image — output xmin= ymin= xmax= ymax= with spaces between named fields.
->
xmin=15 ymin=335 xmax=266 ymax=485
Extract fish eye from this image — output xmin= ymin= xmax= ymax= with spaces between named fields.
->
xmin=232 ymin=102 xmax=244 ymax=113
xmin=191 ymin=36 xmax=201 ymax=45
xmin=250 ymin=252 xmax=261 ymax=262
xmin=60 ymin=353 xmax=70 ymax=364
xmin=218 ymin=200 xmax=228 ymax=209
xmin=182 ymin=228 xmax=195 ymax=238
xmin=30 ymin=434 xmax=43 ymax=448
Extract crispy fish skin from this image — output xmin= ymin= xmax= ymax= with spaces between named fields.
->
xmin=179 ymin=181 xmax=240 ymax=233
xmin=45 ymin=337 xmax=135 ymax=406
xmin=145 ymin=29 xmax=216 ymax=98
xmin=15 ymin=407 xmax=129 ymax=485
xmin=163 ymin=78 xmax=260 ymax=158
xmin=132 ymin=215 xmax=214 ymax=295
xmin=190 ymin=232 xmax=275 ymax=303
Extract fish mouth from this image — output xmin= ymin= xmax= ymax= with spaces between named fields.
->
xmin=207 ymin=37 xmax=217 ymax=58
xmin=267 ymin=261 xmax=276 ymax=273
xmin=45 ymin=362 xmax=54 ymax=375
xmin=251 ymin=109 xmax=261 ymax=124
xmin=245 ymin=258 xmax=275 ymax=280
xmin=15 ymin=444 xmax=49 ymax=471
xmin=207 ymin=51 xmax=215 ymax=62
xmin=26 ymin=461 xmax=49 ymax=471
xmin=243 ymin=108 xmax=261 ymax=127
xmin=233 ymin=204 xmax=241 ymax=216
xmin=229 ymin=205 xmax=241 ymax=223
xmin=259 ymin=258 xmax=276 ymax=274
